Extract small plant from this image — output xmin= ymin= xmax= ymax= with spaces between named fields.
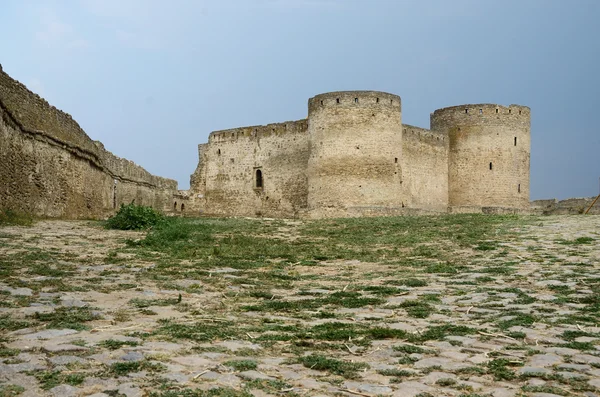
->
xmin=297 ymin=354 xmax=369 ymax=379
xmin=105 ymin=203 xmax=164 ymax=230
xmin=98 ymin=339 xmax=140 ymax=350
xmin=223 ymin=360 xmax=257 ymax=371
xmin=0 ymin=209 xmax=33 ymax=226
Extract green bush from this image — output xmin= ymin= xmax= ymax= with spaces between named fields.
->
xmin=105 ymin=203 xmax=164 ymax=230
xmin=0 ymin=209 xmax=34 ymax=226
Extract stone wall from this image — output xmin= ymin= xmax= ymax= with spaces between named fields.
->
xmin=402 ymin=125 xmax=448 ymax=211
xmin=189 ymin=120 xmax=309 ymax=218
xmin=0 ymin=68 xmax=177 ymax=219
xmin=306 ymin=91 xmax=403 ymax=218
xmin=431 ymin=104 xmax=530 ymax=209
xmin=531 ymin=197 xmax=600 ymax=215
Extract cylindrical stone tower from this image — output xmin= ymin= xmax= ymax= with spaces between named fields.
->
xmin=307 ymin=91 xmax=403 ymax=217
xmin=430 ymin=104 xmax=530 ymax=210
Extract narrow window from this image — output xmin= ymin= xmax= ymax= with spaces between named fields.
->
xmin=376 ymin=97 xmax=379 ymax=103
xmin=390 ymin=99 xmax=393 ymax=104
xmin=519 ymin=110 xmax=522 ymax=115
xmin=174 ymin=202 xmax=177 ymax=211
xmin=514 ymin=137 xmax=517 ymax=146
xmin=217 ymin=149 xmax=221 ymax=156
xmin=496 ymin=108 xmax=499 ymax=114
xmin=354 ymin=98 xmax=358 ymax=103
xmin=489 ymin=162 xmax=493 ymax=170
xmin=518 ymin=184 xmax=521 ymax=193
xmin=320 ymin=100 xmax=323 ymax=105
xmin=394 ymin=157 xmax=398 ymax=164
xmin=465 ymin=108 xmax=468 ymax=114
xmin=336 ymin=98 xmax=340 ymax=104
xmin=509 ymin=109 xmax=512 ymax=114
xmin=255 ymin=169 xmax=263 ymax=188
xmin=181 ymin=203 xmax=185 ymax=211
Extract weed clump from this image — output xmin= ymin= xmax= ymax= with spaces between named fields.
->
xmin=297 ymin=354 xmax=369 ymax=378
xmin=0 ymin=209 xmax=34 ymax=226
xmin=105 ymin=203 xmax=163 ymax=230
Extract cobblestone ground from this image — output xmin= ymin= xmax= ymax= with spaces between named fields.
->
xmin=0 ymin=216 xmax=599 ymax=397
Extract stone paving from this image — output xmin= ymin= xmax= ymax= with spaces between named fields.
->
xmin=0 ymin=216 xmax=599 ymax=396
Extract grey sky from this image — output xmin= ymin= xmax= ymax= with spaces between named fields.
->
xmin=2 ymin=0 xmax=599 ymax=199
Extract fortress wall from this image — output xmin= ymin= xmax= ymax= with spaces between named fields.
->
xmin=431 ymin=104 xmax=530 ymax=209
xmin=402 ymin=125 xmax=448 ymax=211
xmin=306 ymin=91 xmax=403 ymax=218
xmin=193 ymin=119 xmax=309 ymax=217
xmin=0 ymin=68 xmax=176 ymax=218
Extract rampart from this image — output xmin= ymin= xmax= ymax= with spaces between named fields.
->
xmin=307 ymin=91 xmax=403 ymax=218
xmin=0 ymin=68 xmax=177 ymax=218
xmin=188 ymin=92 xmax=533 ymax=218
xmin=402 ymin=125 xmax=448 ymax=211
xmin=431 ymin=104 xmax=530 ymax=210
xmin=188 ymin=119 xmax=309 ymax=218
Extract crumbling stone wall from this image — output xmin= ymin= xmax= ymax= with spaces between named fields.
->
xmin=0 ymin=68 xmax=176 ymax=218
xmin=402 ymin=125 xmax=448 ymax=212
xmin=189 ymin=120 xmax=309 ymax=218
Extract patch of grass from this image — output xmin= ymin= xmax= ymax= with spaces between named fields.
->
xmin=398 ymin=299 xmax=435 ymax=318
xmin=521 ymin=385 xmax=570 ymax=395
xmin=393 ymin=278 xmax=428 ymax=287
xmin=487 ymin=358 xmax=522 ymax=381
xmin=108 ymin=360 xmax=166 ymax=376
xmin=33 ymin=370 xmax=85 ymax=390
xmin=0 ymin=384 xmax=26 ymax=396
xmin=558 ymin=237 xmax=594 ymax=245
xmin=149 ymin=388 xmax=253 ymax=397
xmin=98 ymin=339 xmax=140 ymax=350
xmin=409 ymin=324 xmax=477 ymax=342
xmin=435 ymin=378 xmax=457 ymax=386
xmin=32 ymin=307 xmax=99 ymax=330
xmin=223 ymin=360 xmax=257 ymax=371
xmin=130 ymin=296 xmax=182 ymax=308
xmin=105 ymin=203 xmax=164 ymax=230
xmin=0 ymin=209 xmax=34 ymax=227
xmin=0 ymin=315 xmax=32 ymax=331
xmin=496 ymin=312 xmax=537 ymax=330
xmin=377 ymin=368 xmax=413 ymax=377
xmin=297 ymin=354 xmax=369 ymax=379
xmin=153 ymin=319 xmax=240 ymax=342
xmin=393 ymin=344 xmax=432 ymax=354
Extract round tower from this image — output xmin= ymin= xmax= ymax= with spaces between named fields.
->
xmin=430 ymin=104 xmax=530 ymax=210
xmin=307 ymin=91 xmax=403 ymax=217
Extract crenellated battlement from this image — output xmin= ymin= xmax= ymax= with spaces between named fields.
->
xmin=403 ymin=125 xmax=447 ymax=146
xmin=208 ymin=119 xmax=308 ymax=143
xmin=308 ymin=91 xmax=401 ymax=115
xmin=431 ymin=103 xmax=530 ymax=131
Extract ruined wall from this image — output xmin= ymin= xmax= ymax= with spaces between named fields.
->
xmin=189 ymin=120 xmax=309 ymax=218
xmin=402 ymin=125 xmax=448 ymax=211
xmin=0 ymin=68 xmax=177 ymax=218
xmin=431 ymin=104 xmax=530 ymax=210
xmin=531 ymin=197 xmax=600 ymax=215
xmin=306 ymin=91 xmax=403 ymax=218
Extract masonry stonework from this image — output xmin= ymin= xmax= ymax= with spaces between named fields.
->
xmin=0 ymin=68 xmax=177 ymax=219
xmin=187 ymin=91 xmax=531 ymax=218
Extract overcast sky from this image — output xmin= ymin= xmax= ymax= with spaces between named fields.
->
xmin=2 ymin=0 xmax=599 ymax=199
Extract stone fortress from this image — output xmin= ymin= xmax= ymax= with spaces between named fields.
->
xmin=1 ymin=66 xmax=597 ymax=219
xmin=181 ymin=90 xmax=531 ymax=218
